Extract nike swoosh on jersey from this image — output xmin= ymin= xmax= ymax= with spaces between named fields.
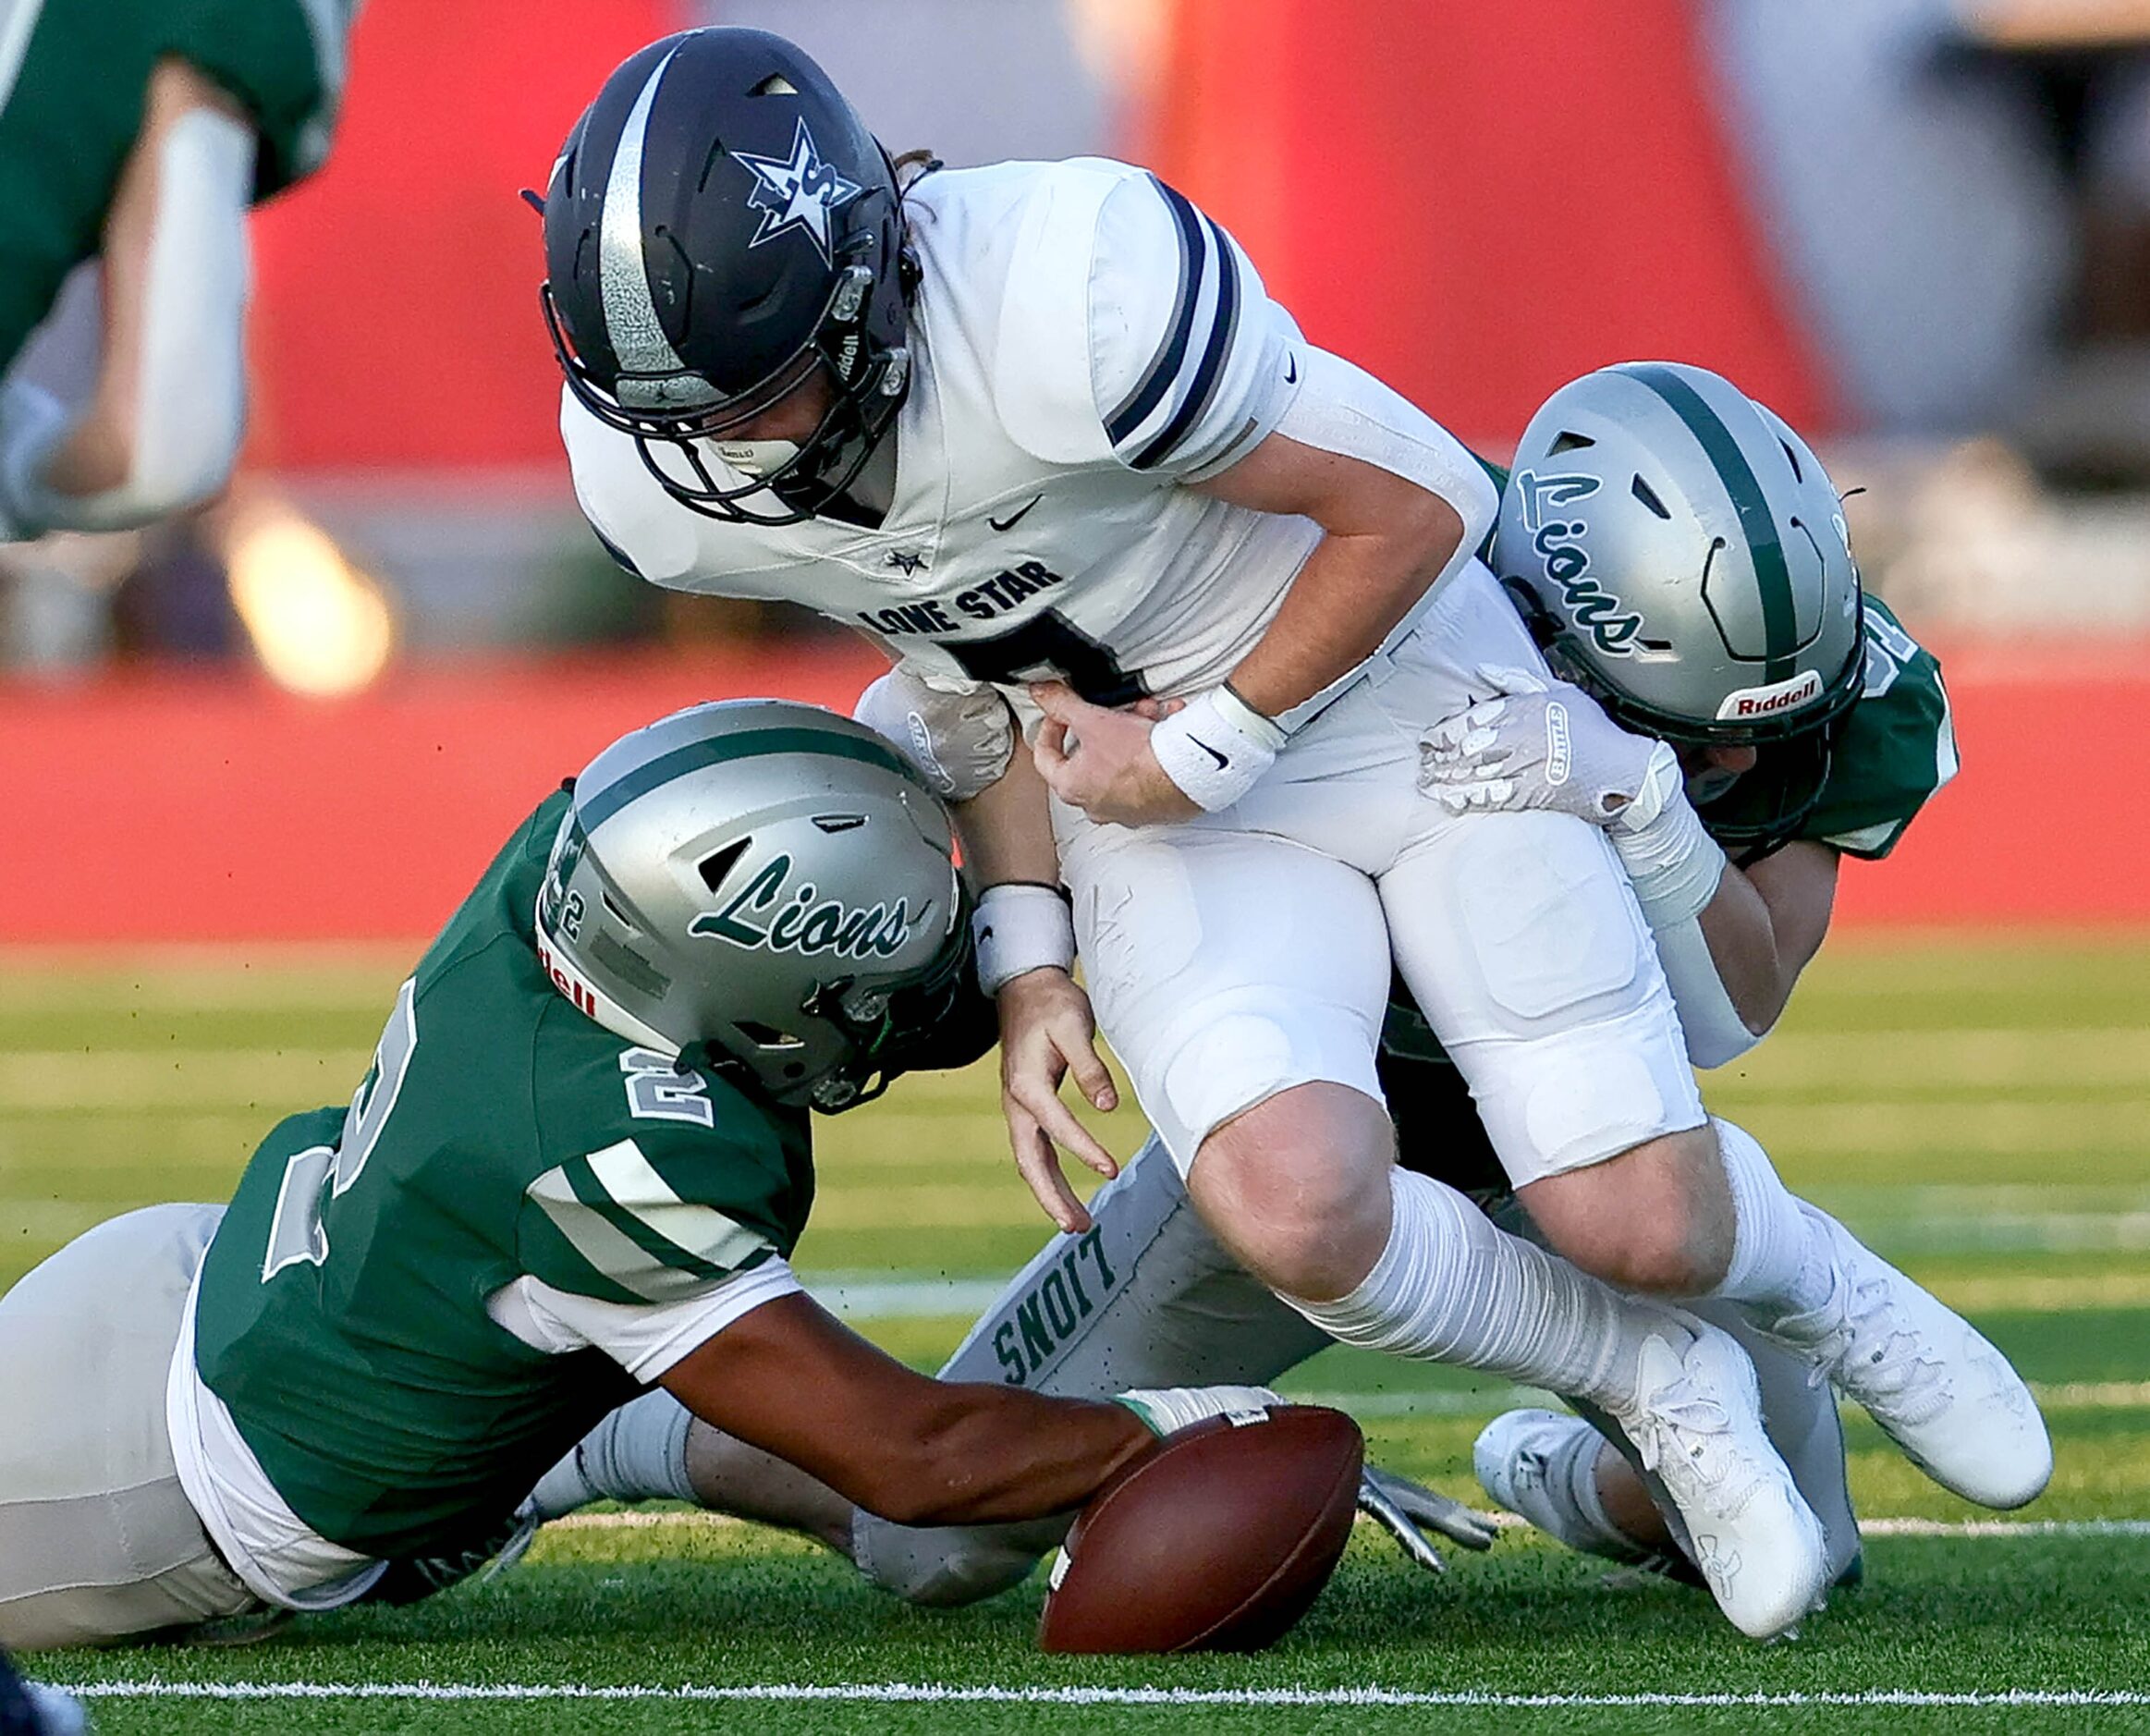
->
xmin=988 ymin=495 xmax=1044 ymax=532
xmin=1191 ymin=738 xmax=1229 ymax=769
xmin=1284 ymin=354 xmax=1299 ymax=385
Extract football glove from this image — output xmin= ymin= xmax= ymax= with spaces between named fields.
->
xmin=853 ymin=664 xmax=1016 ymax=802
xmin=1356 ymin=1461 xmax=1499 ymax=1574
xmin=1113 ymin=1386 xmax=1283 ymax=1436
xmin=1419 ymin=665 xmax=1680 ymax=832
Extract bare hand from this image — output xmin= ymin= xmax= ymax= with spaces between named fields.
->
xmin=1030 ymin=682 xmax=1200 ymax=827
xmin=996 ymin=967 xmax=1120 ymax=1232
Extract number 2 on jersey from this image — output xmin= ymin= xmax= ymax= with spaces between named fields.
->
xmin=261 ymin=978 xmax=420 ymax=1282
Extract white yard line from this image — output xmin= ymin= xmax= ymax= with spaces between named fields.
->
xmin=809 ymin=1265 xmax=2150 ymax=1321
xmin=58 ymin=1682 xmax=2150 ymax=1708
xmin=544 ymin=1509 xmax=2150 ymax=1539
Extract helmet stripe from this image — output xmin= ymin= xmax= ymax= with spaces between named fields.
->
xmin=578 ymin=725 xmax=929 ymax=833
xmin=1615 ymin=363 xmax=1798 ymax=682
xmin=599 ymin=46 xmax=693 ymax=382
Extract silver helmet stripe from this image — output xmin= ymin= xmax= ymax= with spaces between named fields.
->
xmin=599 ymin=46 xmax=691 ymax=382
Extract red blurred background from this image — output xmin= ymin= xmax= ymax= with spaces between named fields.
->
xmin=8 ymin=0 xmax=2144 ymax=941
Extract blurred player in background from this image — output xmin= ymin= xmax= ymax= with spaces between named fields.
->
xmin=0 ymin=702 xmax=1277 ymax=1648
xmin=538 ymin=366 xmax=2048 ymax=1615
xmin=0 ymin=0 xmax=360 ymax=542
xmin=0 ymin=1650 xmax=82 ymax=1736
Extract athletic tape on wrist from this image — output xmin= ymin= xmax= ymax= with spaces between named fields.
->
xmin=1149 ymin=687 xmax=1284 ymax=812
xmin=1652 ymin=912 xmax=1760 ymax=1068
xmin=972 ymin=883 xmax=1075 ymax=996
xmin=1611 ymin=787 xmax=1728 ymax=932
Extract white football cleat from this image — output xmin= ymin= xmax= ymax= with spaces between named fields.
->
xmin=1473 ymin=1408 xmax=1656 ymax=1568
xmin=1606 ymin=1325 xmax=1830 ymax=1642
xmin=1764 ymin=1214 xmax=2052 ymax=1510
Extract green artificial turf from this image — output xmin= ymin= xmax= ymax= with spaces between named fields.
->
xmin=5 ymin=935 xmax=2148 ymax=1732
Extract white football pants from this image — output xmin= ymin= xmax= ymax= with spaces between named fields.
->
xmin=1054 ymin=560 xmax=1704 ymax=1190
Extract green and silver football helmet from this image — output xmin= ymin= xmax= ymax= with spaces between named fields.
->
xmin=1493 ymin=361 xmax=1866 ymax=853
xmin=535 ymin=699 xmax=983 ymax=1111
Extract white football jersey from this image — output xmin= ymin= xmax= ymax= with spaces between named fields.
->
xmin=562 ymin=157 xmax=1325 ymax=705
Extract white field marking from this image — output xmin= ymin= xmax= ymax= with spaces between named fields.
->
xmin=1277 ymin=1377 xmax=2150 ymax=1419
xmin=0 ymin=1049 xmax=371 ymax=1110
xmin=543 ymin=1508 xmax=2150 ymax=1541
xmin=1724 ymin=1098 xmax=2150 ymax=1159
xmin=1726 ymin=1026 xmax=2150 ymax=1092
xmin=804 ymin=1264 xmax=2150 ymax=1324
xmin=55 ymin=1683 xmax=2150 ymax=1709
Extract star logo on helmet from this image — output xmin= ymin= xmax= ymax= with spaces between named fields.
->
xmin=732 ymin=119 xmax=864 ymax=263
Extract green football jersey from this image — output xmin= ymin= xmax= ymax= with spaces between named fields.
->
xmin=192 ymin=789 xmax=815 ymax=1563
xmin=1381 ymin=595 xmax=1954 ymax=1068
xmin=0 ymin=0 xmax=360 ymax=369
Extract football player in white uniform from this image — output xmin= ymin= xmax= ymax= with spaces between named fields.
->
xmin=541 ymin=28 xmax=1904 ymax=1635
xmin=536 ymin=366 xmax=2048 ymax=1617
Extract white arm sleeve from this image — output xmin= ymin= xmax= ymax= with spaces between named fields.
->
xmin=487 ymin=1256 xmax=804 ymax=1384
xmin=1653 ymin=914 xmax=1763 ymax=1069
xmin=1 ymin=109 xmax=254 ymax=536
xmin=1272 ymin=345 xmax=1500 ymax=556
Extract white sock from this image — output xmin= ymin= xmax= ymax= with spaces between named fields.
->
xmin=526 ymin=1388 xmax=696 ymax=1521
xmin=1556 ymin=1427 xmax=1644 ymax=1559
xmin=1709 ymin=1118 xmax=1833 ymax=1318
xmin=1284 ymin=1168 xmax=1694 ymax=1413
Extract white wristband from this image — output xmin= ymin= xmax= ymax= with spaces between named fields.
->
xmin=1611 ymin=783 xmax=1729 ymax=932
xmin=972 ymin=883 xmax=1076 ymax=996
xmin=1149 ymin=686 xmax=1287 ymax=813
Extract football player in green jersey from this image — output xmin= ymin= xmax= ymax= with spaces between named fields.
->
xmin=0 ymin=701 xmax=1280 ymax=1649
xmin=0 ymin=0 xmax=358 ymax=540
xmin=538 ymin=366 xmax=2044 ymax=1614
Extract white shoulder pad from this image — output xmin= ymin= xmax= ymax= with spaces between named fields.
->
xmin=994 ymin=162 xmax=1298 ymax=479
xmin=558 ymin=389 xmax=702 ymax=588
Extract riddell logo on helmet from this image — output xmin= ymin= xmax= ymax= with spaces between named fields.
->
xmin=535 ymin=933 xmax=602 ymax=1020
xmin=1716 ymin=669 xmax=1823 ymax=721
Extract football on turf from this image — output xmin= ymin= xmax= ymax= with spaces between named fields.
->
xmin=1037 ymin=1403 xmax=1363 ymax=1655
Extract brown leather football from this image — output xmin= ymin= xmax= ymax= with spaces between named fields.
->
xmin=1037 ymin=1404 xmax=1364 ymax=1655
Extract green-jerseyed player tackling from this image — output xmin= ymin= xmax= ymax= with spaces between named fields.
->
xmin=0 ymin=0 xmax=359 ymax=541
xmin=0 ymin=701 xmax=1285 ymax=1649
xmin=535 ymin=363 xmax=2042 ymax=1620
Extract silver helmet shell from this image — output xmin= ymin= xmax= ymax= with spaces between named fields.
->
xmin=535 ymin=699 xmax=971 ymax=1111
xmin=1494 ymin=361 xmax=1864 ymax=752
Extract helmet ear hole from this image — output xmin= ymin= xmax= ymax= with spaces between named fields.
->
xmin=1631 ymin=475 xmax=1671 ymax=520
xmin=699 ymin=839 xmax=752 ymax=893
